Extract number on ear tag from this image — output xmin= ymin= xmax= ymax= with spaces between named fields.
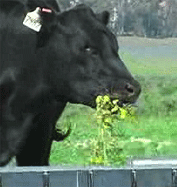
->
xmin=23 ymin=7 xmax=42 ymax=32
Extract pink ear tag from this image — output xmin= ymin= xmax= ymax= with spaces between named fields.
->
xmin=42 ymin=8 xmax=52 ymax=13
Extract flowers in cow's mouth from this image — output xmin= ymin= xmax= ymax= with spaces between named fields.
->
xmin=96 ymin=95 xmax=137 ymax=124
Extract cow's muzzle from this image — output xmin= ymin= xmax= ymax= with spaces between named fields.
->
xmin=89 ymin=79 xmax=141 ymax=108
xmin=109 ymin=80 xmax=141 ymax=104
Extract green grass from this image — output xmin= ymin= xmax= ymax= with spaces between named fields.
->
xmin=50 ymin=50 xmax=177 ymax=166
xmin=120 ymin=51 xmax=177 ymax=75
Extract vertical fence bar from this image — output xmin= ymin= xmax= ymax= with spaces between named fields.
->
xmin=0 ymin=173 xmax=2 ymax=187
xmin=89 ymin=170 xmax=94 ymax=187
xmin=43 ymin=170 xmax=50 ymax=187
xmin=131 ymin=169 xmax=137 ymax=187
xmin=172 ymin=169 xmax=177 ymax=187
xmin=77 ymin=170 xmax=89 ymax=187
xmin=77 ymin=170 xmax=79 ymax=187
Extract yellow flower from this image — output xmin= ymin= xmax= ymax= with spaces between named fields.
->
xmin=112 ymin=99 xmax=119 ymax=105
xmin=96 ymin=96 xmax=103 ymax=104
xmin=111 ymin=105 xmax=119 ymax=113
xmin=119 ymin=108 xmax=127 ymax=119
xmin=103 ymin=95 xmax=110 ymax=102
xmin=91 ymin=156 xmax=104 ymax=164
xmin=104 ymin=117 xmax=112 ymax=123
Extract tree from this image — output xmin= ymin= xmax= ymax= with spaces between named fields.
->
xmin=57 ymin=0 xmax=177 ymax=38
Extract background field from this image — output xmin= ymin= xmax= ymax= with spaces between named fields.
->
xmin=49 ymin=36 xmax=177 ymax=167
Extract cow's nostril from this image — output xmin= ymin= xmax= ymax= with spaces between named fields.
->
xmin=125 ymin=83 xmax=134 ymax=94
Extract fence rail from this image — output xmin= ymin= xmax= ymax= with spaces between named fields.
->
xmin=1 ymin=159 xmax=177 ymax=187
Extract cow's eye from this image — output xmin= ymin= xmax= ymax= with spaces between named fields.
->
xmin=84 ymin=45 xmax=98 ymax=56
xmin=85 ymin=47 xmax=91 ymax=52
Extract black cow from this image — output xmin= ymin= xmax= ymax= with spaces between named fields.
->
xmin=0 ymin=0 xmax=141 ymax=166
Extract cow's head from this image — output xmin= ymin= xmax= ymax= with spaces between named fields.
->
xmin=37 ymin=4 xmax=141 ymax=107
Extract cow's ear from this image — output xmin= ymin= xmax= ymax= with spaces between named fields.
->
xmin=96 ymin=11 xmax=110 ymax=25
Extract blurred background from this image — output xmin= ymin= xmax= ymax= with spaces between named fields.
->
xmin=58 ymin=0 xmax=177 ymax=38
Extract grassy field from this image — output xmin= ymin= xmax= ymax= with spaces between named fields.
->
xmin=50 ymin=36 xmax=177 ymax=166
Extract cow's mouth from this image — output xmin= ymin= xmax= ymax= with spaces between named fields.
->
xmin=109 ymin=93 xmax=138 ymax=105
xmin=87 ymin=81 xmax=141 ymax=108
xmin=87 ymin=93 xmax=138 ymax=109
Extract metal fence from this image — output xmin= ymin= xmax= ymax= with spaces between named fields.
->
xmin=1 ymin=159 xmax=177 ymax=187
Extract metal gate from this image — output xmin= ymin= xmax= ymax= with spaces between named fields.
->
xmin=1 ymin=159 xmax=177 ymax=187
